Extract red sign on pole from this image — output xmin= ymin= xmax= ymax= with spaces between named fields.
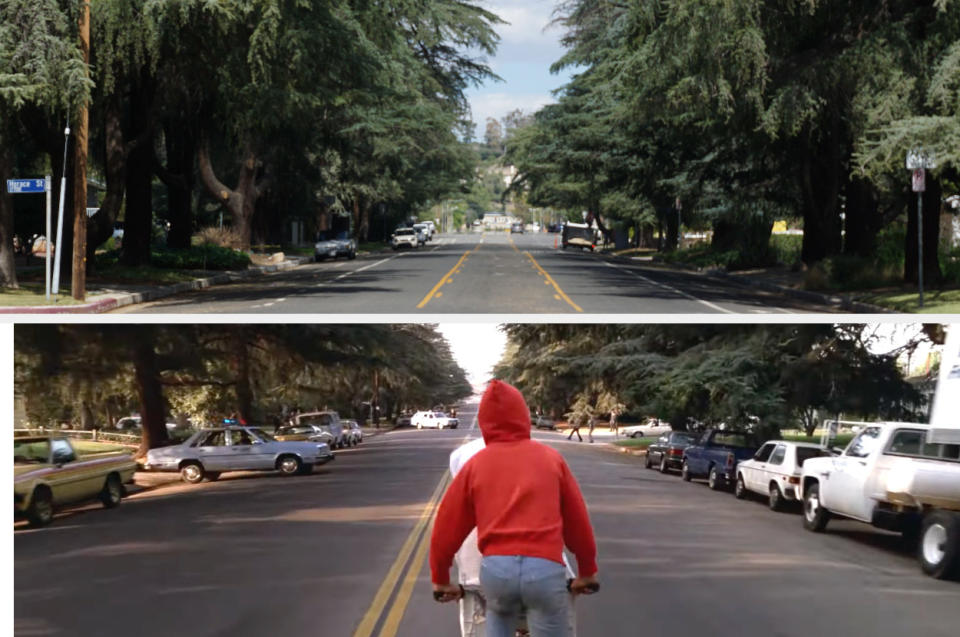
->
xmin=912 ymin=168 xmax=926 ymax=193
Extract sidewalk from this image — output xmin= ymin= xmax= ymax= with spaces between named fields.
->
xmin=0 ymin=254 xmax=314 ymax=314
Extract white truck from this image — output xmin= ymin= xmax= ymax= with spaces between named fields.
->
xmin=800 ymin=422 xmax=960 ymax=579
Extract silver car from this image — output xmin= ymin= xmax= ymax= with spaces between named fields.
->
xmin=342 ymin=420 xmax=363 ymax=446
xmin=142 ymin=426 xmax=334 ymax=483
xmin=314 ymin=230 xmax=357 ymax=261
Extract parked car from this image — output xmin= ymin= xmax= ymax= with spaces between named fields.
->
xmin=424 ymin=220 xmax=436 ymax=238
xmin=142 ymin=426 xmax=334 ymax=483
xmin=391 ymin=228 xmax=420 ymax=250
xmin=14 ymin=436 xmax=137 ymax=527
xmin=645 ymin=431 xmax=699 ymax=473
xmin=531 ymin=414 xmax=556 ymax=430
xmin=682 ymin=428 xmax=762 ymax=490
xmin=510 ymin=222 xmax=524 ymax=234
xmin=293 ymin=411 xmax=346 ymax=449
xmin=800 ymin=422 xmax=960 ymax=579
xmin=396 ymin=413 xmax=413 ymax=427
xmin=314 ymin=230 xmax=357 ymax=261
xmin=412 ymin=223 xmax=431 ymax=244
xmin=115 ymin=416 xmax=141 ymax=431
xmin=411 ymin=411 xmax=459 ymax=429
xmin=620 ymin=418 xmax=671 ymax=439
xmin=734 ymin=441 xmax=832 ymax=510
xmin=342 ymin=419 xmax=363 ymax=446
xmin=274 ymin=423 xmax=336 ymax=448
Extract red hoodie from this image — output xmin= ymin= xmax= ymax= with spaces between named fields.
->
xmin=429 ymin=380 xmax=598 ymax=585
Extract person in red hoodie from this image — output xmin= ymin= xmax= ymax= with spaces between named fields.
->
xmin=430 ymin=380 xmax=599 ymax=637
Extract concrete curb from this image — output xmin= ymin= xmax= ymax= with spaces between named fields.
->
xmin=0 ymin=255 xmax=314 ymax=314
xmin=604 ymin=252 xmax=893 ymax=313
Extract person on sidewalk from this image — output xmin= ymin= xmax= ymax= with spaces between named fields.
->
xmin=447 ymin=437 xmax=579 ymax=637
xmin=566 ymin=414 xmax=583 ymax=442
xmin=587 ymin=414 xmax=596 ymax=444
xmin=430 ymin=380 xmax=599 ymax=637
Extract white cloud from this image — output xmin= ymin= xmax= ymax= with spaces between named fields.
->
xmin=488 ymin=2 xmax=559 ymax=45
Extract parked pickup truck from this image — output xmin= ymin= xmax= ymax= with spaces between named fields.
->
xmin=14 ymin=436 xmax=137 ymax=527
xmin=682 ymin=428 xmax=762 ymax=490
xmin=800 ymin=422 xmax=960 ymax=579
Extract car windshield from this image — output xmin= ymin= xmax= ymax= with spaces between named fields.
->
xmin=845 ymin=427 xmax=882 ymax=458
xmin=796 ymin=447 xmax=831 ymax=466
xmin=395 ymin=229 xmax=414 ymax=236
xmin=14 ymin=439 xmax=50 ymax=464
xmin=671 ymin=433 xmax=695 ymax=444
xmin=298 ymin=414 xmax=333 ymax=427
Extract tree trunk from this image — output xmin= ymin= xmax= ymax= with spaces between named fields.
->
xmin=132 ymin=331 xmax=169 ymax=457
xmin=843 ymin=176 xmax=880 ymax=258
xmin=86 ymin=93 xmax=127 ymax=267
xmin=157 ymin=121 xmax=197 ymax=250
xmin=799 ymin=126 xmax=845 ymax=265
xmin=197 ymin=142 xmax=259 ymax=250
xmin=360 ymin=200 xmax=371 ymax=242
xmin=0 ymin=140 xmax=18 ymax=288
xmin=231 ymin=327 xmax=254 ymax=424
xmin=120 ymin=138 xmax=154 ymax=266
xmin=352 ymin=198 xmax=361 ymax=239
xmin=904 ymin=176 xmax=943 ymax=284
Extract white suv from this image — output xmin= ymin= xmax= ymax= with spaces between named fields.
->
xmin=391 ymin=228 xmax=419 ymax=250
xmin=411 ymin=411 xmax=459 ymax=429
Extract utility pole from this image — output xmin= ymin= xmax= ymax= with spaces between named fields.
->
xmin=71 ymin=0 xmax=91 ymax=301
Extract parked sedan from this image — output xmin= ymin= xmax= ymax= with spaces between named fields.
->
xmin=396 ymin=414 xmax=413 ymax=427
xmin=735 ymin=441 xmax=832 ymax=511
xmin=531 ymin=414 xmax=556 ymax=430
xmin=644 ymin=431 xmax=699 ymax=474
xmin=411 ymin=411 xmax=459 ymax=429
xmin=314 ymin=230 xmax=357 ymax=261
xmin=391 ymin=228 xmax=419 ymax=250
xmin=274 ymin=424 xmax=336 ymax=448
xmin=142 ymin=426 xmax=334 ymax=483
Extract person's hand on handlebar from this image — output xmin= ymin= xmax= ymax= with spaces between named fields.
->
xmin=568 ymin=575 xmax=600 ymax=596
xmin=432 ymin=583 xmax=464 ymax=603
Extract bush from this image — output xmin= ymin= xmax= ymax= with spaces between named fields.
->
xmin=194 ymin=226 xmax=244 ymax=250
xmin=93 ymin=245 xmax=250 ymax=271
xmin=770 ymin=234 xmax=802 ymax=266
xmin=803 ymin=254 xmax=901 ymax=291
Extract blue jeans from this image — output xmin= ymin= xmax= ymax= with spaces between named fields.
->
xmin=480 ymin=555 xmax=571 ymax=637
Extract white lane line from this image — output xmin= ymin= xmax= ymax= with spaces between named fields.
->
xmin=316 ymin=256 xmax=395 ymax=287
xmin=603 ymin=261 xmax=735 ymax=314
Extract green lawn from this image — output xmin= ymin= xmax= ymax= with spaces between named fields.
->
xmin=71 ymin=440 xmax=135 ymax=455
xmin=860 ymin=288 xmax=960 ymax=313
xmin=0 ymin=285 xmax=85 ymax=306
xmin=612 ymin=437 xmax=658 ymax=449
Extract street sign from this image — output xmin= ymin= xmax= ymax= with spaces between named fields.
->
xmin=912 ymin=168 xmax=925 ymax=193
xmin=6 ymin=178 xmax=48 ymax=194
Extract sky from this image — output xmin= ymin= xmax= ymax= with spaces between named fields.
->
xmin=437 ymin=323 xmax=507 ymax=389
xmin=465 ymin=1 xmax=575 ymax=139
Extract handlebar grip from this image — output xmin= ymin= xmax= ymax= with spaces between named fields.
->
xmin=566 ymin=579 xmax=600 ymax=594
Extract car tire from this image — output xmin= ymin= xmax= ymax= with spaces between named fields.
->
xmin=802 ymin=483 xmax=830 ymax=532
xmin=277 ymin=455 xmax=302 ymax=476
xmin=180 ymin=462 xmax=205 ymax=484
xmin=644 ymin=453 xmax=652 ymax=469
xmin=681 ymin=461 xmax=692 ymax=482
xmin=314 ymin=255 xmax=322 ymax=262
xmin=659 ymin=456 xmax=669 ymax=474
xmin=417 ymin=423 xmax=422 ymax=429
xmin=205 ymin=472 xmax=221 ymax=482
xmin=708 ymin=466 xmax=723 ymax=491
xmin=734 ymin=474 xmax=747 ymax=500
xmin=348 ymin=251 xmax=356 ymax=260
xmin=768 ymin=483 xmax=784 ymax=511
xmin=631 ymin=431 xmax=643 ymax=439
xmin=919 ymin=511 xmax=960 ymax=580
xmin=27 ymin=486 xmax=54 ymax=527
xmin=99 ymin=473 xmax=123 ymax=508
xmin=392 ymin=246 xmax=398 ymax=251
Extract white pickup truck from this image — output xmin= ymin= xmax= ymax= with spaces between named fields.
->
xmin=800 ymin=422 xmax=960 ymax=579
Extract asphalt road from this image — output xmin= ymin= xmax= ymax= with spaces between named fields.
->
xmin=15 ymin=405 xmax=958 ymax=636
xmin=114 ymin=232 xmax=836 ymax=314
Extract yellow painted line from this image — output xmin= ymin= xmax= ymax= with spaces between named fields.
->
xmin=416 ymin=251 xmax=470 ymax=309
xmin=353 ymin=472 xmax=450 ymax=637
xmin=378 ymin=515 xmax=437 ymax=636
xmin=524 ymin=251 xmax=583 ymax=312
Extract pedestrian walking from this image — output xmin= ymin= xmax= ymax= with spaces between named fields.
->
xmin=566 ymin=414 xmax=583 ymax=442
xmin=587 ymin=413 xmax=596 ymax=444
xmin=430 ymin=380 xmax=599 ymax=637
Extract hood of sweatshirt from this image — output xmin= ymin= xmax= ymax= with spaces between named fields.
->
xmin=478 ymin=380 xmax=531 ymax=444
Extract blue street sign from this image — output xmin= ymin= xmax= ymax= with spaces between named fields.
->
xmin=7 ymin=178 xmax=48 ymax=194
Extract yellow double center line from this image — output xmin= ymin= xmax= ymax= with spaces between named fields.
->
xmin=416 ymin=234 xmax=485 ymax=309
xmin=508 ymin=237 xmax=583 ymax=313
xmin=352 ymin=470 xmax=451 ymax=637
